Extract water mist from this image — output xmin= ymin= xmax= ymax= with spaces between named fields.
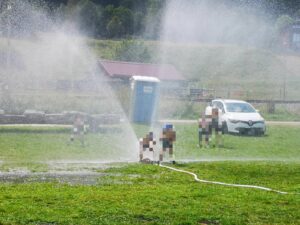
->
xmin=0 ymin=0 xmax=139 ymax=166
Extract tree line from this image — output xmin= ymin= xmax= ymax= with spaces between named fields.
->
xmin=48 ymin=0 xmax=166 ymax=39
xmin=43 ymin=0 xmax=300 ymax=39
xmin=2 ymin=0 xmax=300 ymax=40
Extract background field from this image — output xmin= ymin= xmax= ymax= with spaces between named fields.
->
xmin=0 ymin=124 xmax=299 ymax=224
xmin=0 ymin=37 xmax=300 ymax=224
xmin=2 ymin=38 xmax=300 ymax=121
xmin=91 ymin=39 xmax=300 ymax=100
xmin=0 ymin=124 xmax=299 ymax=169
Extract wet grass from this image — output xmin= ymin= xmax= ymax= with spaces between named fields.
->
xmin=0 ymin=124 xmax=299 ymax=171
xmin=0 ymin=124 xmax=299 ymax=224
xmin=0 ymin=162 xmax=299 ymax=224
xmin=0 ymin=125 xmax=137 ymax=168
xmin=262 ymin=110 xmax=300 ymax=121
xmin=134 ymin=124 xmax=300 ymax=161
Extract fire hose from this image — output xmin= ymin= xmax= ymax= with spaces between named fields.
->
xmin=159 ymin=163 xmax=292 ymax=195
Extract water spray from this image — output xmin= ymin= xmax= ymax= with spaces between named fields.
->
xmin=139 ymin=120 xmax=296 ymax=195
xmin=0 ymin=0 xmax=139 ymax=163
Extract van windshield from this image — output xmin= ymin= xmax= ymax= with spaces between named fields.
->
xmin=225 ymin=103 xmax=256 ymax=113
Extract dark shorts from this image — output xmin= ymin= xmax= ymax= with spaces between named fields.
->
xmin=163 ymin=140 xmax=172 ymax=149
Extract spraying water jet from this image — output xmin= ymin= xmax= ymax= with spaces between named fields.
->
xmin=0 ymin=0 xmax=139 ymax=168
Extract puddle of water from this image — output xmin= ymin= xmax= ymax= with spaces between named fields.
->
xmin=46 ymin=160 xmax=138 ymax=173
xmin=0 ymin=161 xmax=139 ymax=185
xmin=0 ymin=171 xmax=106 ymax=185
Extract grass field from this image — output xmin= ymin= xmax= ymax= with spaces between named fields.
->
xmin=0 ymin=124 xmax=299 ymax=224
xmin=0 ymin=124 xmax=299 ymax=168
xmin=0 ymin=125 xmax=138 ymax=170
xmin=1 ymin=34 xmax=300 ymax=224
xmin=134 ymin=123 xmax=300 ymax=161
xmin=0 ymin=162 xmax=299 ymax=225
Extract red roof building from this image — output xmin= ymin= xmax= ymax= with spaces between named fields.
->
xmin=279 ymin=20 xmax=300 ymax=51
xmin=99 ymin=60 xmax=185 ymax=81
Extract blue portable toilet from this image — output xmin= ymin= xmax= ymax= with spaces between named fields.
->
xmin=130 ymin=76 xmax=160 ymax=123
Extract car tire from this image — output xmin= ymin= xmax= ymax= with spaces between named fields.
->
xmin=256 ymin=130 xmax=265 ymax=136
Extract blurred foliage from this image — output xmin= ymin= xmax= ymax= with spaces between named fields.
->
xmin=115 ymin=40 xmax=151 ymax=62
xmin=56 ymin=0 xmax=165 ymax=39
xmin=275 ymin=14 xmax=294 ymax=32
xmin=2 ymin=0 xmax=300 ymax=40
xmin=87 ymin=39 xmax=300 ymax=101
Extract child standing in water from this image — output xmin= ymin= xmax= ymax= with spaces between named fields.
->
xmin=70 ymin=114 xmax=85 ymax=146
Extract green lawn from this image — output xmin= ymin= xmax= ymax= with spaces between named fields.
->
xmin=1 ymin=124 xmax=299 ymax=167
xmin=0 ymin=125 xmax=138 ymax=168
xmin=135 ymin=124 xmax=300 ymax=161
xmin=0 ymin=124 xmax=299 ymax=224
xmin=0 ymin=162 xmax=299 ymax=224
xmin=262 ymin=110 xmax=300 ymax=122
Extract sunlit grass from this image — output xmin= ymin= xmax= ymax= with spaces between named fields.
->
xmin=0 ymin=125 xmax=137 ymax=166
xmin=0 ymin=162 xmax=299 ymax=224
xmin=0 ymin=125 xmax=299 ymax=224
xmin=0 ymin=124 xmax=299 ymax=166
xmin=134 ymin=124 xmax=300 ymax=161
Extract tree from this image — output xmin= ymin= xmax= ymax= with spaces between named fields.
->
xmin=144 ymin=0 xmax=166 ymax=39
xmin=114 ymin=6 xmax=134 ymax=35
xmin=106 ymin=16 xmax=123 ymax=38
xmin=64 ymin=0 xmax=102 ymax=36
xmin=77 ymin=0 xmax=102 ymax=36
xmin=133 ymin=11 xmax=144 ymax=36
xmin=275 ymin=15 xmax=294 ymax=33
xmin=115 ymin=40 xmax=151 ymax=62
xmin=51 ymin=3 xmax=67 ymax=24
xmin=120 ymin=0 xmax=134 ymax=9
xmin=294 ymin=8 xmax=300 ymax=19
xmin=102 ymin=5 xmax=134 ymax=38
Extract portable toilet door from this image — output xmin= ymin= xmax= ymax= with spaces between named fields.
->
xmin=130 ymin=76 xmax=160 ymax=124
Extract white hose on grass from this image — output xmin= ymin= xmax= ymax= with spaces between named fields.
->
xmin=159 ymin=164 xmax=289 ymax=195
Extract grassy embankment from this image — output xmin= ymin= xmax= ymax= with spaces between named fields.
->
xmin=1 ymin=38 xmax=300 ymax=120
xmin=92 ymin=40 xmax=300 ymax=99
xmin=0 ymin=124 xmax=299 ymax=224
xmin=91 ymin=39 xmax=300 ymax=120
